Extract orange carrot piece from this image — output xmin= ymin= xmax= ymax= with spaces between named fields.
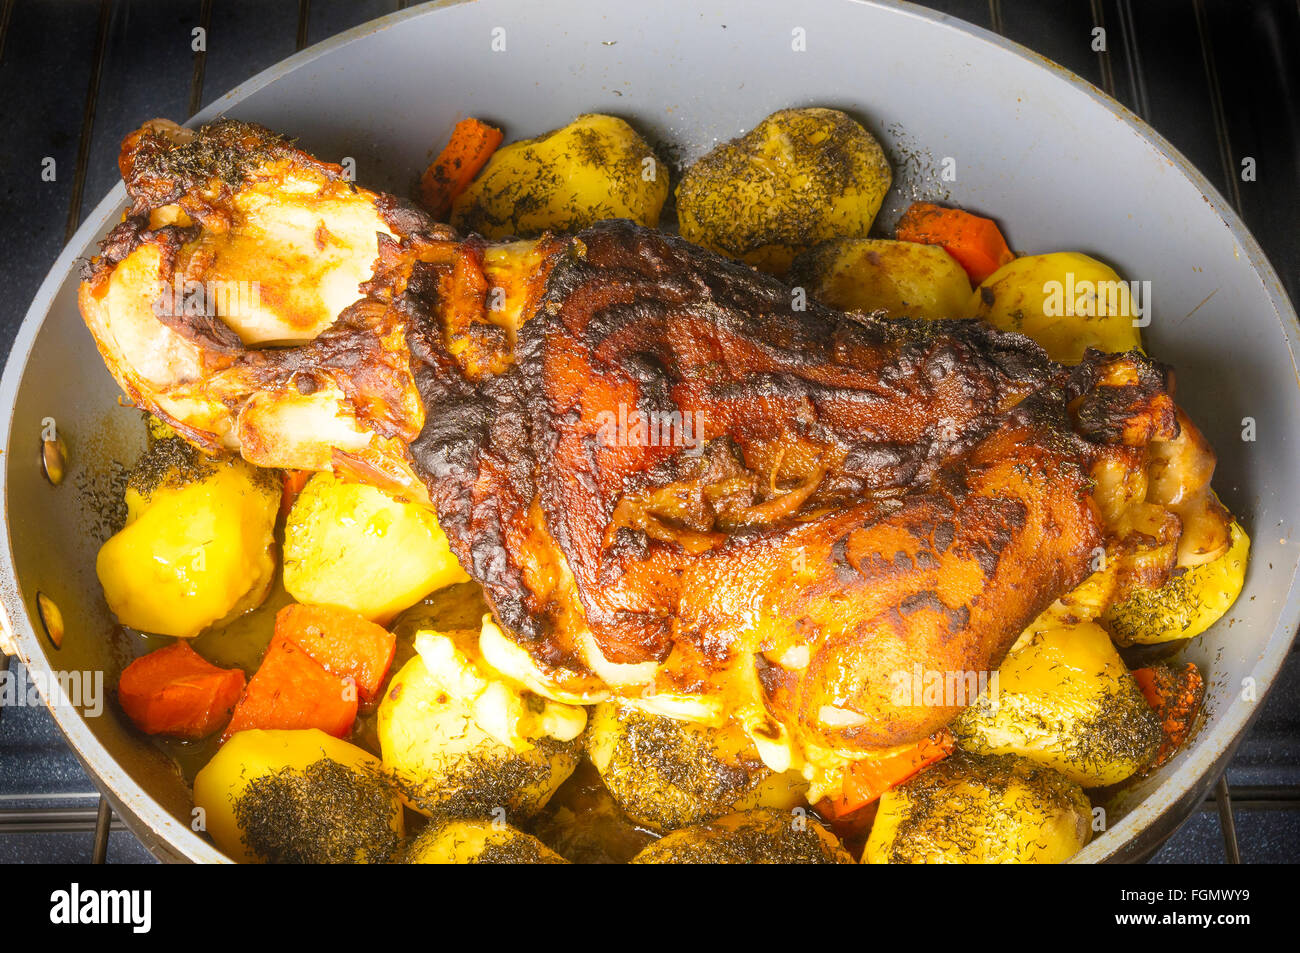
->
xmin=822 ymin=729 xmax=956 ymax=818
xmin=823 ymin=798 xmax=879 ymax=850
xmin=896 ymin=202 xmax=1015 ymax=285
xmin=280 ymin=469 xmax=312 ymax=520
xmin=118 ymin=642 xmax=246 ymax=740
xmin=222 ymin=634 xmax=357 ymax=741
xmin=274 ymin=604 xmax=396 ymax=704
xmin=1133 ymin=662 xmax=1205 ymax=769
xmin=417 ymin=117 xmax=504 ymax=220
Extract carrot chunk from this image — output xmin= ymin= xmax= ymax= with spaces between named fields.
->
xmin=274 ymin=603 xmax=396 ymax=703
xmin=279 ymin=469 xmax=312 ymax=520
xmin=896 ymin=202 xmax=1015 ymax=285
xmin=1133 ymin=662 xmax=1205 ymax=770
xmin=821 ymin=729 xmax=956 ymax=818
xmin=417 ymin=117 xmax=504 ymax=220
xmin=118 ymin=641 xmax=245 ymax=740
xmin=222 ymin=634 xmax=357 ymax=741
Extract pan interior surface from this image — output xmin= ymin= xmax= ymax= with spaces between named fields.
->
xmin=2 ymin=0 xmax=1297 ymax=863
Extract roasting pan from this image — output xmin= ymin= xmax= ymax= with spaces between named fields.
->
xmin=2 ymin=0 xmax=1297 ymax=864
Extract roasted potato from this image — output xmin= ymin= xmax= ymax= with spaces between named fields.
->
xmin=1105 ymin=519 xmax=1250 ymax=645
xmin=193 ymin=729 xmax=404 ymax=863
xmin=450 ymin=113 xmax=668 ymax=239
xmin=864 ymin=751 xmax=1091 ymax=864
xmin=96 ymin=437 xmax=279 ymax=638
xmin=586 ymin=702 xmax=806 ymax=832
xmin=401 ymin=818 xmax=567 ymax=864
xmin=791 ymin=238 xmax=972 ymax=320
xmin=952 ymin=622 xmax=1161 ymax=787
xmin=283 ymin=471 xmax=468 ymax=625
xmin=675 ymin=107 xmax=892 ymax=275
xmin=631 ymin=808 xmax=853 ymax=864
xmin=970 ymin=252 xmax=1143 ymax=363
xmin=377 ymin=628 xmax=584 ymax=820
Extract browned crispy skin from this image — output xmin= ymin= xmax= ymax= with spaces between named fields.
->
xmin=742 ymin=416 xmax=1100 ymax=749
xmin=411 ymin=220 xmax=1176 ymax=751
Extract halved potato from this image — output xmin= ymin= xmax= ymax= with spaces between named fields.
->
xmin=791 ymin=238 xmax=972 ymax=320
xmin=675 ymin=107 xmax=892 ymax=275
xmin=377 ymin=629 xmax=584 ymax=820
xmin=402 ymin=818 xmax=567 ymax=864
xmin=971 ymin=252 xmax=1143 ymax=363
xmin=1105 ymin=519 xmax=1250 ymax=645
xmin=96 ymin=437 xmax=279 ymax=638
xmin=630 ymin=808 xmax=853 ymax=864
xmin=283 ymin=471 xmax=468 ymax=624
xmin=451 ymin=113 xmax=668 ymax=239
xmin=586 ymin=702 xmax=806 ymax=832
xmin=193 ymin=729 xmax=404 ymax=864
xmin=863 ymin=751 xmax=1091 ymax=864
xmin=952 ymin=622 xmax=1161 ymax=787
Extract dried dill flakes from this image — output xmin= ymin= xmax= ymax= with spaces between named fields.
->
xmin=957 ymin=680 xmax=1160 ymax=781
xmin=631 ymin=808 xmax=852 ymax=864
xmin=597 ymin=706 xmax=756 ymax=831
xmin=398 ymin=738 xmax=571 ymax=819
xmin=131 ymin=118 xmax=293 ymax=194
xmin=128 ymin=434 xmax=278 ymax=500
xmin=469 ymin=837 xmax=564 ymax=865
xmin=127 ymin=436 xmax=217 ymax=498
xmin=76 ymin=457 xmax=130 ymax=540
xmin=233 ymin=758 xmax=401 ymax=864
xmin=675 ymin=107 xmax=891 ymax=272
xmin=400 ymin=819 xmax=567 ymax=865
xmin=880 ymin=751 xmax=1090 ymax=864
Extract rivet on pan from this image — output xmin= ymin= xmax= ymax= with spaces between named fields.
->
xmin=41 ymin=428 xmax=66 ymax=487
xmin=36 ymin=592 xmax=64 ymax=649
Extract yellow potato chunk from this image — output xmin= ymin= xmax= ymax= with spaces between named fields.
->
xmin=675 ymin=107 xmax=892 ymax=275
xmin=864 ymin=752 xmax=1091 ymax=864
xmin=193 ymin=729 xmax=404 ymax=863
xmin=630 ymin=808 xmax=853 ymax=864
xmin=402 ymin=818 xmax=567 ymax=864
xmin=96 ymin=438 xmax=279 ymax=638
xmin=377 ymin=628 xmax=584 ymax=821
xmin=451 ymin=113 xmax=668 ymax=239
xmin=586 ymin=702 xmax=806 ymax=832
xmin=791 ymin=238 xmax=973 ymax=320
xmin=971 ymin=252 xmax=1144 ymax=363
xmin=1105 ymin=519 xmax=1250 ymax=644
xmin=952 ymin=622 xmax=1161 ymax=787
xmin=283 ymin=471 xmax=468 ymax=625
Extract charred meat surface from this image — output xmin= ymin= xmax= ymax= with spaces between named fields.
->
xmin=412 ymin=220 xmax=1176 ymax=753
